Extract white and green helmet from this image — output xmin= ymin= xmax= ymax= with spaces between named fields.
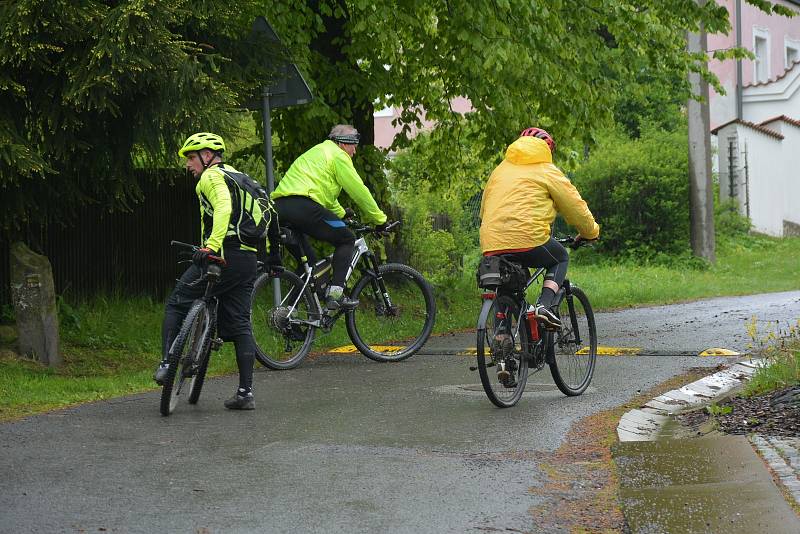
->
xmin=178 ymin=132 xmax=226 ymax=157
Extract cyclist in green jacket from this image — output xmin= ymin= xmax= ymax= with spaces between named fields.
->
xmin=153 ymin=132 xmax=260 ymax=411
xmin=272 ymin=124 xmax=388 ymax=311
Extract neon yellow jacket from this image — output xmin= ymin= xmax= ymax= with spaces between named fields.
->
xmin=271 ymin=140 xmax=387 ymax=225
xmin=196 ymin=164 xmax=257 ymax=254
xmin=479 ymin=137 xmax=599 ymax=254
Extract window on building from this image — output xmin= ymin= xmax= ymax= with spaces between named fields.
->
xmin=755 ymin=37 xmax=768 ymax=81
xmin=787 ymin=39 xmax=800 ymax=69
xmin=754 ymin=29 xmax=770 ymax=83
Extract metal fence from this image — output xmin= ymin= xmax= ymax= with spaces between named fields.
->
xmin=0 ymin=170 xmax=199 ymax=306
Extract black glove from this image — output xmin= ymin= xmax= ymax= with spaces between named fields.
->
xmin=374 ymin=221 xmax=392 ymax=233
xmin=192 ymin=247 xmax=216 ymax=267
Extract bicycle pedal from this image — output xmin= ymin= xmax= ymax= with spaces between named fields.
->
xmin=211 ymin=337 xmax=223 ymax=351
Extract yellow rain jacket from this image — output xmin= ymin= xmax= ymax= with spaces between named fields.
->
xmin=479 ymin=136 xmax=599 ymax=254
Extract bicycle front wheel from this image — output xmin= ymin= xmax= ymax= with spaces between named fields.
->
xmin=345 ymin=263 xmax=436 ymax=362
xmin=548 ymin=285 xmax=597 ymax=396
xmin=251 ymin=270 xmax=317 ymax=370
xmin=160 ymin=301 xmax=210 ymax=416
xmin=188 ymin=314 xmax=215 ymax=405
xmin=476 ymin=294 xmax=529 ymax=408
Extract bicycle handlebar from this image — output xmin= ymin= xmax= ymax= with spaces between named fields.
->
xmin=344 ymin=219 xmax=401 ymax=236
xmin=556 ymin=236 xmax=597 ymax=250
xmin=170 ymin=240 xmax=226 ymax=265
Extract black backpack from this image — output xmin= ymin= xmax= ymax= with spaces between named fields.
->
xmin=217 ymin=167 xmax=277 ymax=248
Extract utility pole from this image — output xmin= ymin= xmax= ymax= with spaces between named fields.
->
xmin=687 ymin=4 xmax=716 ymax=263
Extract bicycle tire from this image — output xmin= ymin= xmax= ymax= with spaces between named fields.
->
xmin=476 ymin=294 xmax=530 ymax=408
xmin=187 ymin=309 xmax=215 ymax=405
xmin=250 ymin=270 xmax=317 ymax=370
xmin=160 ymin=301 xmax=208 ymax=416
xmin=548 ymin=285 xmax=597 ymax=396
xmin=345 ymin=263 xmax=436 ymax=362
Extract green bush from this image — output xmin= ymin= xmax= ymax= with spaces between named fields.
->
xmin=715 ymin=198 xmax=752 ymax=237
xmin=572 ymin=123 xmax=689 ymax=259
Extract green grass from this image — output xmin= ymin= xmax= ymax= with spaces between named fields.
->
xmin=1 ymin=233 xmax=798 ymax=421
xmin=742 ymin=319 xmax=800 ymax=396
xmin=569 ymin=234 xmax=800 ymax=310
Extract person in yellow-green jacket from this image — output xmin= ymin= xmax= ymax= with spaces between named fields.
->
xmin=480 ymin=127 xmax=599 ymax=330
xmin=154 ymin=132 xmax=262 ymax=411
xmin=272 ymin=124 xmax=388 ymax=312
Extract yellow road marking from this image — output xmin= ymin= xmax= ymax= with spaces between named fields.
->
xmin=579 ymin=346 xmax=642 ymax=355
xmin=699 ymin=347 xmax=741 ymax=357
xmin=458 ymin=346 xmax=642 ymax=356
xmin=329 ymin=344 xmax=406 ymax=354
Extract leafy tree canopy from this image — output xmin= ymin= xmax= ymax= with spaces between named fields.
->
xmin=1 ymin=0 xmax=794 ymax=234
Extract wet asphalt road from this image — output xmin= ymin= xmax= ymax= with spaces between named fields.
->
xmin=1 ymin=291 xmax=798 ymax=533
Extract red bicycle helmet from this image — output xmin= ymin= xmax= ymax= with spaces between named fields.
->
xmin=520 ymin=127 xmax=555 ymax=153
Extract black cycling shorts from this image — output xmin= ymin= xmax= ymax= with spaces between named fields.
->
xmin=165 ymin=247 xmax=257 ymax=341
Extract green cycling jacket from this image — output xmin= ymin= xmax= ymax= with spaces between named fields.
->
xmin=271 ymin=140 xmax=387 ymax=225
xmin=196 ymin=163 xmax=258 ymax=254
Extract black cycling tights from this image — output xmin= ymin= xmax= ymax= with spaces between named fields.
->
xmin=502 ymin=238 xmax=569 ymax=307
xmin=274 ymin=195 xmax=356 ymax=287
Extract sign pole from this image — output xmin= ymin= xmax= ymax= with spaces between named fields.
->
xmin=262 ymin=87 xmax=276 ymax=194
xmin=261 ymin=88 xmax=281 ymax=306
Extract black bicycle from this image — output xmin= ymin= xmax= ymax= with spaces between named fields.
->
xmin=250 ymin=219 xmax=436 ymax=369
xmin=473 ymin=237 xmax=597 ymax=408
xmin=159 ymin=241 xmax=225 ymax=416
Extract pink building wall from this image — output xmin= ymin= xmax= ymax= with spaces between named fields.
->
xmin=373 ymin=97 xmax=472 ymax=150
xmin=708 ymin=0 xmax=800 ymax=129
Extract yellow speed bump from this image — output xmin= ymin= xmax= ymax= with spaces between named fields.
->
xmin=699 ymin=347 xmax=741 ymax=357
xmin=578 ymin=346 xmax=642 ymax=356
xmin=328 ymin=344 xmax=405 ymax=354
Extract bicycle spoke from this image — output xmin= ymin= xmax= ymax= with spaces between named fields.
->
xmin=549 ymin=286 xmax=596 ymax=396
xmin=251 ymin=271 xmax=316 ymax=370
xmin=346 ymin=263 xmax=436 ymax=362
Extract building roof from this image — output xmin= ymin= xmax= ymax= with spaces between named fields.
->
xmin=744 ymin=59 xmax=800 ymax=88
xmin=760 ymin=115 xmax=800 ymax=130
xmin=710 ymin=118 xmax=785 ymax=139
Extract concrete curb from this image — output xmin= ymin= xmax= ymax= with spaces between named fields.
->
xmin=616 ymin=357 xmax=800 ymax=511
xmin=616 ymin=358 xmax=767 ymax=440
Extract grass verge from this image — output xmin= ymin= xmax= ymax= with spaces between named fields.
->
xmin=742 ymin=319 xmax=800 ymax=396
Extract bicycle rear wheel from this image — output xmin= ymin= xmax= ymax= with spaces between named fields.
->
xmin=251 ymin=270 xmax=317 ymax=370
xmin=160 ymin=301 xmax=209 ymax=416
xmin=476 ymin=294 xmax=529 ymax=408
xmin=345 ymin=263 xmax=436 ymax=362
xmin=548 ymin=285 xmax=596 ymax=396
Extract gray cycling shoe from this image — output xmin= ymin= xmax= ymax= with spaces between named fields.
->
xmin=224 ymin=393 xmax=255 ymax=411
xmin=533 ymin=305 xmax=561 ymax=330
xmin=153 ymin=361 xmax=169 ymax=385
xmin=326 ymin=295 xmax=359 ymax=312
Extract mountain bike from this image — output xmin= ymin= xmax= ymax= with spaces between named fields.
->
xmin=473 ymin=237 xmax=597 ymax=408
xmin=250 ymin=219 xmax=436 ymax=369
xmin=159 ymin=241 xmax=225 ymax=416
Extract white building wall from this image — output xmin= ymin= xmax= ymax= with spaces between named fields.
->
xmin=782 ymin=125 xmax=800 ymax=229
xmin=744 ymin=129 xmax=786 ymax=236
xmin=742 ymin=64 xmax=800 ymax=122
xmin=716 ymin=123 xmax=789 ymax=236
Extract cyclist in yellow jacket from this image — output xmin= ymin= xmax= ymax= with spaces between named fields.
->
xmin=479 ymin=127 xmax=599 ymax=329
xmin=272 ymin=124 xmax=388 ymax=311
